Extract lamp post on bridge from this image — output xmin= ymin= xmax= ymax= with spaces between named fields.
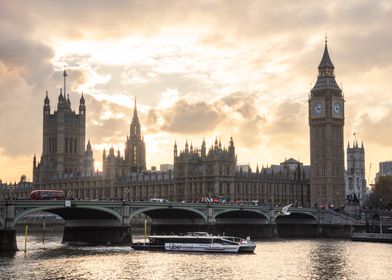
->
xmin=123 ymin=187 xmax=129 ymax=201
xmin=67 ymin=191 xmax=73 ymax=200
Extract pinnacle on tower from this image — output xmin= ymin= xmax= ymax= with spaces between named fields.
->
xmin=318 ymin=38 xmax=335 ymax=71
xmin=87 ymin=139 xmax=92 ymax=151
xmin=80 ymin=92 xmax=85 ymax=104
xmin=133 ymin=96 xmax=138 ymax=120
xmin=44 ymin=91 xmax=50 ymax=104
xmin=67 ymin=94 xmax=71 ymax=107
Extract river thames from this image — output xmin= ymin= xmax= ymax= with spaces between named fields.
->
xmin=0 ymin=233 xmax=391 ymax=280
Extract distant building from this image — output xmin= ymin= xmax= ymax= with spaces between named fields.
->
xmin=376 ymin=161 xmax=392 ymax=182
xmin=160 ymin=164 xmax=174 ymax=172
xmin=236 ymin=165 xmax=252 ymax=173
xmin=0 ymin=177 xmax=33 ymax=200
xmin=173 ymin=139 xmax=310 ymax=206
xmin=345 ymin=140 xmax=367 ymax=206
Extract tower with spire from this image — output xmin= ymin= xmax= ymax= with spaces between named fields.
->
xmin=101 ymin=98 xmax=146 ymax=179
xmin=345 ymin=139 xmax=366 ymax=206
xmin=308 ymin=38 xmax=345 ymax=207
xmin=33 ymin=70 xmax=92 ymax=183
xmin=125 ymin=98 xmax=146 ymax=172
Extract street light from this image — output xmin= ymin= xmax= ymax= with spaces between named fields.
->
xmin=124 ymin=187 xmax=129 ymax=201
xmin=67 ymin=190 xmax=73 ymax=200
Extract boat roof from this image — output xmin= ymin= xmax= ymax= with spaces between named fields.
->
xmin=148 ymin=234 xmax=244 ymax=240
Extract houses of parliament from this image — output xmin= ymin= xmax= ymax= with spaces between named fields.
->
xmin=28 ymin=41 xmax=354 ymax=207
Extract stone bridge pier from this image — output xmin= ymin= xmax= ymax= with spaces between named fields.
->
xmin=0 ymin=202 xmax=17 ymax=251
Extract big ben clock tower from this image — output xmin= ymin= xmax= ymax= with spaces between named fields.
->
xmin=309 ymin=39 xmax=345 ymax=207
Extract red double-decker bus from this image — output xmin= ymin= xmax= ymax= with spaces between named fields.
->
xmin=30 ymin=190 xmax=65 ymax=200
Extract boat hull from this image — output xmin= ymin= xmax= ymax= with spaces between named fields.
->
xmin=131 ymin=243 xmax=165 ymax=251
xmin=164 ymin=243 xmax=240 ymax=253
xmin=238 ymin=244 xmax=256 ymax=253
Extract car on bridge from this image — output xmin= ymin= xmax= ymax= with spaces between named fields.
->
xmin=150 ymin=198 xmax=169 ymax=203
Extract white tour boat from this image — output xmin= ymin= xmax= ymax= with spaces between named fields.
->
xmin=131 ymin=232 xmax=256 ymax=253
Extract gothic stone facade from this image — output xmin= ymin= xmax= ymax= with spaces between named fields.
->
xmin=309 ymin=41 xmax=345 ymax=207
xmin=31 ymin=66 xmax=313 ymax=206
xmin=102 ymin=99 xmax=146 ymax=181
xmin=33 ymin=71 xmax=94 ymax=183
xmin=345 ymin=140 xmax=367 ymax=206
xmin=34 ymin=138 xmax=309 ymax=206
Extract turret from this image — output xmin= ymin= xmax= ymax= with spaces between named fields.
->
xmin=66 ymin=94 xmax=71 ymax=110
xmin=57 ymin=88 xmax=66 ymax=111
xmin=83 ymin=140 xmax=94 ymax=175
xmin=201 ymin=138 xmax=206 ymax=157
xmin=43 ymin=91 xmax=50 ymax=116
xmin=79 ymin=93 xmax=86 ymax=116
xmin=174 ymin=141 xmax=178 ymax=158
xmin=228 ymin=137 xmax=235 ymax=157
xmin=110 ymin=147 xmax=115 ymax=156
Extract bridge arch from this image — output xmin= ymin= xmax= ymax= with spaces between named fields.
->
xmin=214 ymin=209 xmax=270 ymax=223
xmin=273 ymin=212 xmax=318 ymax=224
xmin=130 ymin=206 xmax=208 ymax=223
xmin=14 ymin=205 xmax=123 ymax=224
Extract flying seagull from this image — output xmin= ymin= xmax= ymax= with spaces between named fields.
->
xmin=281 ymin=204 xmax=293 ymax=215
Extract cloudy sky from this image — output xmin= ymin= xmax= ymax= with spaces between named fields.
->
xmin=1 ymin=0 xmax=392 ymax=183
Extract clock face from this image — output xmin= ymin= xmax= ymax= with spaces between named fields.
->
xmin=333 ymin=101 xmax=342 ymax=114
xmin=313 ymin=102 xmax=324 ymax=116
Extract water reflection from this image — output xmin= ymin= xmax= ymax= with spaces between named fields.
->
xmin=0 ymin=234 xmax=391 ymax=280
xmin=309 ymin=240 xmax=349 ymax=280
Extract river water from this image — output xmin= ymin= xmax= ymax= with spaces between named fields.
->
xmin=0 ymin=233 xmax=391 ymax=280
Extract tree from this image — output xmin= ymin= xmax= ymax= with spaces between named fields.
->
xmin=367 ymin=175 xmax=392 ymax=209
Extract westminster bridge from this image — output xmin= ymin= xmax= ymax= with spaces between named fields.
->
xmin=0 ymin=200 xmax=360 ymax=251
